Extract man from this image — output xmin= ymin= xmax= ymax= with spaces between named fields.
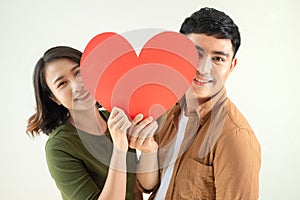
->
xmin=140 ymin=7 xmax=261 ymax=200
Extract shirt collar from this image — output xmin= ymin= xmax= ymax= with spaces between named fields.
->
xmin=177 ymin=86 xmax=227 ymax=125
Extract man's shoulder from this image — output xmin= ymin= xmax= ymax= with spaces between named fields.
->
xmin=224 ymin=99 xmax=253 ymax=131
xmin=215 ymin=99 xmax=261 ymax=148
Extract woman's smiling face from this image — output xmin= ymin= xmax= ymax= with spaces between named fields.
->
xmin=45 ymin=58 xmax=94 ymax=112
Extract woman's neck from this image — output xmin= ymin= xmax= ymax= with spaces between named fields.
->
xmin=68 ymin=105 xmax=107 ymax=136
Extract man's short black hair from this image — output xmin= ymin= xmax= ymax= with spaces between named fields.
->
xmin=180 ymin=7 xmax=241 ymax=57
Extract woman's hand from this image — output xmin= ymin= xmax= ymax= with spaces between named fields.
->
xmin=107 ymin=107 xmax=131 ymax=152
xmin=128 ymin=114 xmax=158 ymax=153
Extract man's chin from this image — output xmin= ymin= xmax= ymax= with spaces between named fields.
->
xmin=190 ymin=86 xmax=210 ymax=98
xmin=185 ymin=87 xmax=209 ymax=102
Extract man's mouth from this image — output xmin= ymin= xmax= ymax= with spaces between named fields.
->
xmin=193 ymin=76 xmax=213 ymax=86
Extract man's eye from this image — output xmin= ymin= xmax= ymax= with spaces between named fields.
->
xmin=213 ymin=57 xmax=225 ymax=62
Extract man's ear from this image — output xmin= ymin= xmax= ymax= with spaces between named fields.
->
xmin=50 ymin=95 xmax=61 ymax=105
xmin=230 ymin=57 xmax=237 ymax=73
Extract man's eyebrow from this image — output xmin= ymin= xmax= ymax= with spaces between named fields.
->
xmin=195 ymin=45 xmax=204 ymax=52
xmin=53 ymin=64 xmax=80 ymax=85
xmin=212 ymin=51 xmax=229 ymax=57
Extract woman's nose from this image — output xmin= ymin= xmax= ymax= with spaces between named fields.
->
xmin=72 ymin=76 xmax=84 ymax=93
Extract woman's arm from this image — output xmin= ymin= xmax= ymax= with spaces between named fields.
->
xmin=97 ymin=147 xmax=127 ymax=200
xmin=98 ymin=107 xmax=131 ymax=200
xmin=46 ymin=107 xmax=131 ymax=200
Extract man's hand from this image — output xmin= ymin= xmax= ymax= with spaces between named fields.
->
xmin=128 ymin=114 xmax=158 ymax=153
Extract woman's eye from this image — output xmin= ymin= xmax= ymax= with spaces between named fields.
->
xmin=57 ymin=81 xmax=67 ymax=88
xmin=76 ymin=70 xmax=81 ymax=76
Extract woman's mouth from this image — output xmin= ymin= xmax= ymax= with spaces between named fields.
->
xmin=74 ymin=90 xmax=91 ymax=101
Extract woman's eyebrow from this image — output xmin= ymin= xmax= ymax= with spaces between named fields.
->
xmin=70 ymin=64 xmax=80 ymax=72
xmin=53 ymin=64 xmax=80 ymax=85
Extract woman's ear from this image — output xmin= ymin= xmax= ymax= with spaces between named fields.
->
xmin=49 ymin=95 xmax=61 ymax=105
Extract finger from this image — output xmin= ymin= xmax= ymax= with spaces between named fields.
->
xmin=127 ymin=114 xmax=143 ymax=138
xmin=132 ymin=114 xmax=144 ymax=125
xmin=134 ymin=121 xmax=158 ymax=148
xmin=147 ymin=121 xmax=158 ymax=137
xmin=136 ymin=137 xmax=146 ymax=149
xmin=108 ymin=107 xmax=119 ymax=126
xmin=129 ymin=116 xmax=153 ymax=138
xmin=129 ymin=126 xmax=142 ymax=138
xmin=139 ymin=121 xmax=158 ymax=138
xmin=120 ymin=120 xmax=132 ymax=133
xmin=137 ymin=116 xmax=153 ymax=128
xmin=128 ymin=136 xmax=138 ymax=149
xmin=110 ymin=107 xmax=121 ymax=118
xmin=114 ymin=113 xmax=130 ymax=130
xmin=135 ymin=127 xmax=150 ymax=148
xmin=108 ymin=116 xmax=122 ymax=130
xmin=110 ymin=108 xmax=125 ymax=125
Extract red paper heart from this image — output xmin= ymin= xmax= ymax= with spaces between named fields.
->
xmin=80 ymin=31 xmax=198 ymax=120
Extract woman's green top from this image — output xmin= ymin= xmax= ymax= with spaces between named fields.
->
xmin=45 ymin=110 xmax=137 ymax=200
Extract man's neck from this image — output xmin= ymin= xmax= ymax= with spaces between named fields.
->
xmin=184 ymin=86 xmax=227 ymax=118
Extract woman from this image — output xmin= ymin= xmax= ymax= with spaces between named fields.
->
xmin=26 ymin=46 xmax=158 ymax=200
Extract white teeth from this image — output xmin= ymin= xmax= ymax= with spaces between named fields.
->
xmin=75 ymin=91 xmax=89 ymax=100
xmin=195 ymin=78 xmax=209 ymax=83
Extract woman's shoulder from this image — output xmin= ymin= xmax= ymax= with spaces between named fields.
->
xmin=46 ymin=122 xmax=80 ymax=150
xmin=48 ymin=122 xmax=76 ymax=139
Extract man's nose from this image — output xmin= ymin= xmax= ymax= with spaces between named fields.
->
xmin=198 ymin=56 xmax=212 ymax=74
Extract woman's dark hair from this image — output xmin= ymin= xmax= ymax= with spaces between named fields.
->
xmin=26 ymin=46 xmax=82 ymax=136
xmin=180 ymin=7 xmax=241 ymax=57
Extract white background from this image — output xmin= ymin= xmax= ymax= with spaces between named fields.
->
xmin=1 ymin=0 xmax=299 ymax=199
